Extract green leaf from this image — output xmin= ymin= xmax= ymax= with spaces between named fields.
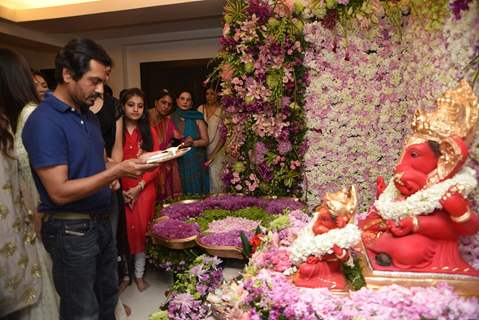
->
xmin=224 ymin=0 xmax=248 ymax=24
xmin=240 ymin=231 xmax=252 ymax=257
xmin=342 ymin=257 xmax=366 ymax=290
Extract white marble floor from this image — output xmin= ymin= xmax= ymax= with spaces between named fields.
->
xmin=120 ymin=270 xmax=172 ymax=320
xmin=120 ymin=261 xmax=244 ymax=320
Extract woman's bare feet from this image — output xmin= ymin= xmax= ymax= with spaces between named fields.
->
xmin=123 ymin=304 xmax=132 ymax=317
xmin=134 ymin=277 xmax=150 ymax=292
xmin=118 ymin=279 xmax=130 ymax=295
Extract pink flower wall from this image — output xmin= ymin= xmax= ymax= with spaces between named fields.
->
xmin=303 ymin=6 xmax=479 ymax=210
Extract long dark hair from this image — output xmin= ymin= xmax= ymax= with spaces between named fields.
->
xmin=120 ymin=88 xmax=153 ymax=152
xmin=0 ymin=48 xmax=39 ymax=155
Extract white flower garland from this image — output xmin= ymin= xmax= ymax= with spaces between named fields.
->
xmin=289 ymin=212 xmax=361 ymax=265
xmin=375 ymin=167 xmax=477 ymax=221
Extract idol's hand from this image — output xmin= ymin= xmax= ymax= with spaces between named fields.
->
xmin=440 ymin=186 xmax=469 ymax=218
xmin=387 ymin=217 xmax=414 ymax=237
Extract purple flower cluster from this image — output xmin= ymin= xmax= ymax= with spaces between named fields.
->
xmin=190 ymin=255 xmax=224 ymax=297
xmin=254 ymin=141 xmax=268 ymax=165
xmin=252 ymin=247 xmax=292 ymax=272
xmin=159 ymin=195 xmax=304 ymax=221
xmin=218 ymin=0 xmax=307 ymax=197
xmin=164 ymin=255 xmax=223 ymax=319
xmin=159 ymin=260 xmax=186 ymax=273
xmin=278 ymin=140 xmax=293 ymax=155
xmin=246 ymin=0 xmax=271 ymax=24
xmin=278 ymin=209 xmax=310 ymax=244
xmin=264 ymin=198 xmax=304 ymax=215
xmin=207 ymin=217 xmax=259 ymax=233
xmin=240 ymin=269 xmax=479 ymax=319
xmin=151 ymin=219 xmax=200 ymax=240
xmin=449 ymin=0 xmax=474 ymax=20
xmin=198 ymin=230 xmax=254 ymax=247
xmin=167 ymin=293 xmax=211 ymax=320
xmin=460 ymin=234 xmax=479 ymax=270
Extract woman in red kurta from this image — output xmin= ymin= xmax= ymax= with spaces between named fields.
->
xmin=119 ymin=88 xmax=159 ymax=292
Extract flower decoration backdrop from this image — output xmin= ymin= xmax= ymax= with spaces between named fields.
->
xmin=217 ymin=0 xmax=308 ymax=196
xmin=303 ymin=4 xmax=479 ymax=210
xmin=215 ymin=1 xmax=479 ymax=209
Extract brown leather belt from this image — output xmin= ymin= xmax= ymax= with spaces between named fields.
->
xmin=43 ymin=212 xmax=110 ymax=221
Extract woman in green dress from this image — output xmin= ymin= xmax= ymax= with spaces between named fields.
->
xmin=171 ymin=91 xmax=210 ymax=195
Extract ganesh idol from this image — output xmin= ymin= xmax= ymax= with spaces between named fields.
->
xmin=360 ymin=80 xmax=479 ymax=278
xmin=290 ymin=185 xmax=361 ymax=289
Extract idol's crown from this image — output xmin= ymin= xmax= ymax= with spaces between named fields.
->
xmin=409 ymin=79 xmax=478 ymax=146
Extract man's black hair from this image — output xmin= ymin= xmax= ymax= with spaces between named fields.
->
xmin=104 ymin=83 xmax=113 ymax=96
xmin=54 ymin=38 xmax=112 ymax=84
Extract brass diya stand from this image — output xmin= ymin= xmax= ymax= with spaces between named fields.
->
xmin=358 ymin=243 xmax=479 ymax=297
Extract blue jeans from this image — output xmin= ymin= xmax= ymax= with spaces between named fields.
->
xmin=42 ymin=218 xmax=118 ymax=320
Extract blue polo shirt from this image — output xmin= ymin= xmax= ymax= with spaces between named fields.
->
xmin=22 ymin=94 xmax=111 ymax=214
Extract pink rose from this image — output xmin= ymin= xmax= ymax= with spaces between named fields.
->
xmin=220 ymin=63 xmax=234 ymax=81
xmin=274 ymin=0 xmax=294 ymax=17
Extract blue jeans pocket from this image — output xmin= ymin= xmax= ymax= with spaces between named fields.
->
xmin=64 ymin=221 xmax=90 ymax=236
xmin=62 ymin=221 xmax=99 ymax=263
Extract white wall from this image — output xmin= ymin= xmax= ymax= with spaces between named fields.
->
xmin=99 ymin=27 xmax=221 ymax=95
xmin=1 ymin=26 xmax=222 ymax=95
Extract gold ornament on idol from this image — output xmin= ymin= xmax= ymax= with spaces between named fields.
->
xmin=404 ymin=79 xmax=479 ymax=186
xmin=321 ymin=185 xmax=358 ymax=219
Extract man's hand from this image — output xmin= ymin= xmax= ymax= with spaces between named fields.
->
xmin=114 ymin=158 xmax=158 ymax=178
xmin=105 ymin=157 xmax=117 ymax=170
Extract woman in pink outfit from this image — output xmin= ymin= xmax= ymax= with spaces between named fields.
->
xmin=149 ymin=89 xmax=183 ymax=200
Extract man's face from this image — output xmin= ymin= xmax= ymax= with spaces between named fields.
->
xmin=67 ymin=60 xmax=109 ymax=113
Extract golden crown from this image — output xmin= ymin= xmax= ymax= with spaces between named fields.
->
xmin=406 ymin=79 xmax=479 ymax=146
xmin=324 ymin=185 xmax=357 ymax=218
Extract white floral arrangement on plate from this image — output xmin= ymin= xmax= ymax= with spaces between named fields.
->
xmin=375 ymin=167 xmax=477 ymax=221
xmin=289 ymin=212 xmax=361 ymax=265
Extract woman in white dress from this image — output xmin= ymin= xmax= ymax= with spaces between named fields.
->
xmin=198 ymin=88 xmax=226 ymax=193
xmin=0 ymin=48 xmax=59 ymax=319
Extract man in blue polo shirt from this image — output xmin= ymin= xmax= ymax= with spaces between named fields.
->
xmin=22 ymin=38 xmax=157 ymax=320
